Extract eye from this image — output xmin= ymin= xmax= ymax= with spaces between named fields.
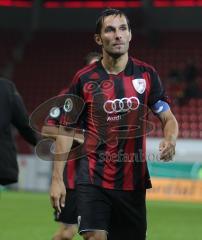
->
xmin=105 ymin=26 xmax=114 ymax=33
xmin=120 ymin=25 xmax=127 ymax=31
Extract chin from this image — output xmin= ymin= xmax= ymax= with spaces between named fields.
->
xmin=108 ymin=51 xmax=126 ymax=58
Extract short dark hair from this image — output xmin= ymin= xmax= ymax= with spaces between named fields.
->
xmin=84 ymin=51 xmax=102 ymax=65
xmin=95 ymin=8 xmax=131 ymax=34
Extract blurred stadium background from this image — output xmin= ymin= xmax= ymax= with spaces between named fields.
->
xmin=0 ymin=0 xmax=202 ymax=239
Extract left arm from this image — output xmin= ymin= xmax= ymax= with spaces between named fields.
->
xmin=158 ymin=109 xmax=178 ymax=161
xmin=11 ymin=83 xmax=38 ymax=146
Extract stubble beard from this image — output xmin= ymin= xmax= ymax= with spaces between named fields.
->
xmin=105 ymin=43 xmax=129 ymax=59
xmin=106 ymin=48 xmax=126 ymax=59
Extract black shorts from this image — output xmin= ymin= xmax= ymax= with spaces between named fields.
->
xmin=54 ymin=189 xmax=77 ymax=225
xmin=76 ymin=184 xmax=147 ymax=240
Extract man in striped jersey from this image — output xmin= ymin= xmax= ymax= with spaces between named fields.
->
xmin=50 ymin=8 xmax=178 ymax=240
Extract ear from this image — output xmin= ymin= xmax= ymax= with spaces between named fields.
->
xmin=94 ymin=34 xmax=102 ymax=46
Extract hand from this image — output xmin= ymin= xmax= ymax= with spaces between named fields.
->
xmin=159 ymin=139 xmax=176 ymax=162
xmin=50 ymin=179 xmax=66 ymax=214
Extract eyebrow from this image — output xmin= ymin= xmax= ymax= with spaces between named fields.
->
xmin=104 ymin=24 xmax=128 ymax=29
xmin=119 ymin=24 xmax=128 ymax=28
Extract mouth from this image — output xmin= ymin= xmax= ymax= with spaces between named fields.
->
xmin=113 ymin=43 xmax=124 ymax=46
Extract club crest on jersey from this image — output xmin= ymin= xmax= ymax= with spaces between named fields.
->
xmin=132 ymin=78 xmax=146 ymax=94
xmin=63 ymin=98 xmax=73 ymax=112
xmin=49 ymin=107 xmax=61 ymax=118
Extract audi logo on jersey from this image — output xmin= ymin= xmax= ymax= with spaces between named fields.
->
xmin=103 ymin=97 xmax=140 ymax=114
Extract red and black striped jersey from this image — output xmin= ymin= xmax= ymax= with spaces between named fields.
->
xmin=61 ymin=57 xmax=168 ymax=190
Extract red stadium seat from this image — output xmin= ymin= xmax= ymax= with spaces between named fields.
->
xmin=190 ymin=131 xmax=198 ymax=139
xmin=181 ymin=114 xmax=189 ymax=122
xmin=189 ymin=114 xmax=198 ymax=123
xmin=182 ymin=130 xmax=190 ymax=138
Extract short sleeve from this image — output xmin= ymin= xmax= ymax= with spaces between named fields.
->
xmin=45 ymin=74 xmax=85 ymax=129
xmin=148 ymin=69 xmax=170 ymax=108
xmin=45 ymin=88 xmax=69 ymax=127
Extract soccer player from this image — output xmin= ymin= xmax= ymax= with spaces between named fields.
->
xmin=50 ymin=9 xmax=178 ymax=240
xmin=42 ymin=52 xmax=101 ymax=240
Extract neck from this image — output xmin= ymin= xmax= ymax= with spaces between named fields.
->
xmin=101 ymin=51 xmax=128 ymax=75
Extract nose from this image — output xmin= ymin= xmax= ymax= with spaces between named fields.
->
xmin=114 ymin=29 xmax=122 ymax=40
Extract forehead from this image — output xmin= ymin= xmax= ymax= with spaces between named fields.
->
xmin=102 ymin=14 xmax=128 ymax=29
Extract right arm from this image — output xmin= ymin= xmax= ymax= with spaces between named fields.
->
xmin=50 ymin=127 xmax=75 ymax=213
xmin=49 ymin=73 xmax=83 ymax=211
